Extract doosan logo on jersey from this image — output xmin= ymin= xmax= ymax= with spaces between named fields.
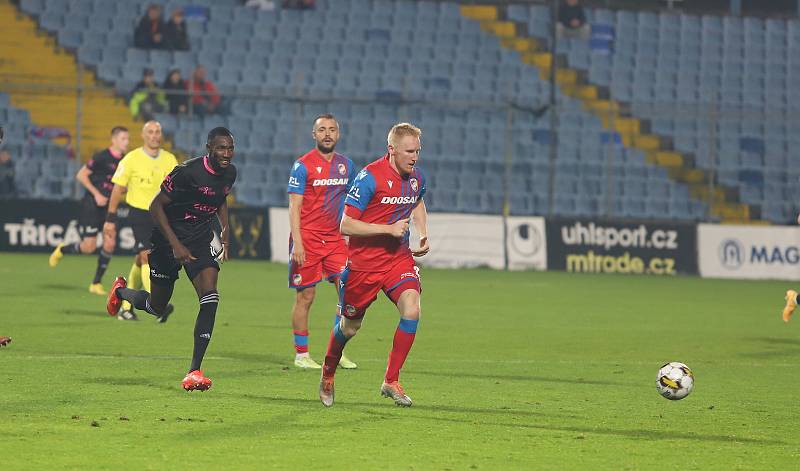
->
xmin=381 ymin=196 xmax=418 ymax=204
xmin=312 ymin=178 xmax=349 ymax=186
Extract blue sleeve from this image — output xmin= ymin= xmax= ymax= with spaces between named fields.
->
xmin=346 ymin=159 xmax=358 ymax=192
xmin=418 ymin=168 xmax=427 ymax=199
xmin=287 ymin=161 xmax=307 ymax=194
xmin=345 ymin=169 xmax=376 ymax=212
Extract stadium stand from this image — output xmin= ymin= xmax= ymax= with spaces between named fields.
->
xmin=6 ymin=0 xmax=797 ymax=222
xmin=493 ymin=3 xmax=800 ymax=223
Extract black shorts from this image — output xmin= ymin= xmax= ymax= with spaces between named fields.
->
xmin=127 ymin=207 xmax=153 ymax=253
xmin=148 ymin=235 xmax=220 ymax=285
xmin=78 ymin=194 xmax=107 ymax=237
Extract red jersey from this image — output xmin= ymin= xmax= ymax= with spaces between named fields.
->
xmin=344 ymin=154 xmax=427 ymax=272
xmin=287 ymin=149 xmax=356 ymax=241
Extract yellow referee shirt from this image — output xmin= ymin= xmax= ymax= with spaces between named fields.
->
xmin=111 ymin=147 xmax=178 ymax=211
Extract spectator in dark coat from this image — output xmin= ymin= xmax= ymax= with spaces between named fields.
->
xmin=163 ymin=69 xmax=188 ymax=115
xmin=134 ymin=4 xmax=166 ymax=49
xmin=283 ymin=0 xmax=315 ymax=9
xmin=164 ymin=8 xmax=190 ymax=51
xmin=0 ymin=149 xmax=17 ymax=197
xmin=558 ymin=0 xmax=590 ymax=39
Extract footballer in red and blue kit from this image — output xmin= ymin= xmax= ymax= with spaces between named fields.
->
xmin=286 ymin=148 xmax=356 ymax=288
xmin=339 ymin=155 xmax=427 ymax=314
xmin=319 ymin=123 xmax=430 ymax=408
xmin=286 ymin=115 xmax=359 ymax=370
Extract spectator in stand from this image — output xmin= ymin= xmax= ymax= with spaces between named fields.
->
xmin=163 ymin=69 xmax=188 ymax=115
xmin=129 ymin=68 xmax=167 ymax=120
xmin=558 ymin=0 xmax=590 ymax=39
xmin=283 ymin=0 xmax=315 ymax=9
xmin=134 ymin=4 xmax=166 ymax=50
xmin=164 ymin=8 xmax=190 ymax=51
xmin=188 ymin=65 xmax=221 ymax=116
xmin=0 ymin=149 xmax=16 ymax=197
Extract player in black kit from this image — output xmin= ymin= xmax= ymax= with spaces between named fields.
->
xmin=106 ymin=127 xmax=236 ymax=391
xmin=49 ymin=126 xmax=129 ymax=295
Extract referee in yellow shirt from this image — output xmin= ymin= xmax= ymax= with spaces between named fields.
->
xmin=104 ymin=120 xmax=178 ymax=320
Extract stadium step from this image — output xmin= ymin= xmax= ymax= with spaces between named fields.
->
xmin=461 ymin=4 xmax=764 ymax=224
xmin=0 ymin=1 xmax=172 ymax=162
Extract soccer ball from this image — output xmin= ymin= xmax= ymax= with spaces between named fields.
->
xmin=655 ymin=362 xmax=694 ymax=400
xmin=210 ymin=226 xmax=225 ymax=263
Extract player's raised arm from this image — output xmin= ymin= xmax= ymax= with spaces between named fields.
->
xmin=76 ymin=164 xmax=107 ymax=207
xmin=216 ymin=199 xmax=230 ymax=262
xmin=340 ymin=212 xmax=408 ymax=238
xmin=411 ymin=199 xmax=429 ymax=257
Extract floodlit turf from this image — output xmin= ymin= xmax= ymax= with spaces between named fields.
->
xmin=2 ymin=252 xmax=800 ymax=469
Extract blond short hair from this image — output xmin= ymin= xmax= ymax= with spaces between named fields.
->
xmin=387 ymin=122 xmax=422 ymax=147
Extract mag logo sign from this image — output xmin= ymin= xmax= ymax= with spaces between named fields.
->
xmin=546 ymin=218 xmax=698 ymax=275
xmin=699 ymin=224 xmax=800 ymax=280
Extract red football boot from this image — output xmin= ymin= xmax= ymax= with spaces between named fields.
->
xmin=0 ymin=336 xmax=11 ymax=347
xmin=106 ymin=276 xmax=127 ymax=316
xmin=182 ymin=370 xmax=212 ymax=391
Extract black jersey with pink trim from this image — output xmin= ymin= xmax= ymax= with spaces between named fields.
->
xmin=86 ymin=148 xmax=123 ymax=198
xmin=154 ymin=155 xmax=236 ymax=245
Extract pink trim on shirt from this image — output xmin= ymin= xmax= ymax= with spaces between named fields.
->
xmin=203 ymin=155 xmax=220 ymax=175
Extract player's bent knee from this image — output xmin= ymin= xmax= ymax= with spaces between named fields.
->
xmin=341 ymin=318 xmax=362 ymax=338
xmin=102 ymin=238 xmax=116 ymax=253
xmin=80 ymin=238 xmax=97 ymax=254
xmin=297 ymin=286 xmax=316 ymax=306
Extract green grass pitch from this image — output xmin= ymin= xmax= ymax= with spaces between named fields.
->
xmin=2 ymin=252 xmax=800 ymax=469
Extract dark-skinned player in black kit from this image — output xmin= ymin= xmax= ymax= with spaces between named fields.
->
xmin=106 ymin=127 xmax=237 ymax=391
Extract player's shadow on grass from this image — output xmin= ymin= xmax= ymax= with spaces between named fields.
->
xmin=214 ymin=351 xmax=291 ymax=368
xmin=236 ymin=394 xmax=581 ymax=420
xmin=410 ymin=369 xmax=627 ymax=386
xmin=40 ymin=283 xmax=78 ymax=291
xmin=748 ymin=336 xmax=800 ymax=347
xmin=60 ymin=308 xmax=105 ymax=318
xmin=739 ymin=337 xmax=800 ymax=358
xmin=387 ymin=412 xmax=784 ymax=445
xmin=85 ymin=375 xmax=181 ymax=393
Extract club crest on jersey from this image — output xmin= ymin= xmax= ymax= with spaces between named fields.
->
xmin=293 ymin=274 xmax=302 ymax=285
xmin=316 ymin=166 xmax=322 ymax=173
xmin=338 ymin=163 xmax=347 ymax=176
xmin=387 ymin=180 xmax=393 ymax=189
xmin=410 ymin=178 xmax=418 ymax=192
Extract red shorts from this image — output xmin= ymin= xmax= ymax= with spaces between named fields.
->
xmin=339 ymin=258 xmax=421 ymax=319
xmin=288 ymin=234 xmax=348 ymax=289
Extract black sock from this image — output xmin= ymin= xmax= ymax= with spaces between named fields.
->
xmin=60 ymin=242 xmax=82 ymax=254
xmin=116 ymin=287 xmax=161 ymax=317
xmin=796 ymin=293 xmax=800 ymax=305
xmin=92 ymin=250 xmax=112 ymax=284
xmin=190 ymin=291 xmax=219 ymax=372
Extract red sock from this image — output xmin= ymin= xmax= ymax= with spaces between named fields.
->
xmin=385 ymin=328 xmax=416 ymax=383
xmin=322 ymin=324 xmax=347 ymax=378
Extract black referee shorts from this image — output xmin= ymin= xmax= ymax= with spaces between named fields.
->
xmin=78 ymin=194 xmax=107 ymax=237
xmin=127 ymin=207 xmax=154 ymax=253
xmin=148 ymin=235 xmax=220 ymax=285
